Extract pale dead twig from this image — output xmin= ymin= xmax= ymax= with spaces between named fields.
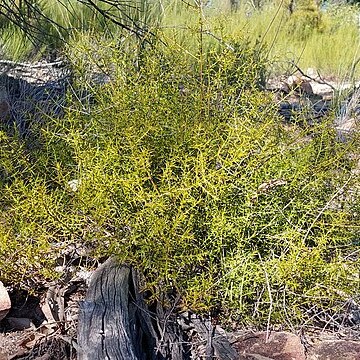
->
xmin=0 ymin=59 xmax=64 ymax=69
xmin=202 ymin=30 xmax=235 ymax=51
xmin=155 ymin=295 xmax=181 ymax=355
xmin=258 ymin=254 xmax=273 ymax=343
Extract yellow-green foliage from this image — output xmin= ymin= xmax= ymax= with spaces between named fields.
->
xmin=154 ymin=0 xmax=360 ymax=78
xmin=1 ymin=33 xmax=360 ymax=326
xmin=287 ymin=0 xmax=324 ymax=40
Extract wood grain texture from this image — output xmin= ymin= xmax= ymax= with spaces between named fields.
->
xmin=77 ymin=257 xmax=239 ymax=360
xmin=78 ymin=259 xmax=143 ymax=360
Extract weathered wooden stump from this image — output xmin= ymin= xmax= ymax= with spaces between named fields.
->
xmin=77 ymin=258 xmax=186 ymax=360
xmin=77 ymin=257 xmax=239 ymax=360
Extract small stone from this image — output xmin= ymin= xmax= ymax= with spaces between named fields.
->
xmin=308 ymin=340 xmax=360 ymax=360
xmin=310 ymin=82 xmax=334 ymax=97
xmin=266 ymin=78 xmax=290 ymax=93
xmin=335 ymin=117 xmax=358 ymax=142
xmin=336 ymin=117 xmax=358 ymax=133
xmin=306 ymin=68 xmax=318 ymax=79
xmin=286 ymin=75 xmax=301 ymax=89
xmin=300 ymin=81 xmax=314 ymax=95
xmin=0 ymin=281 xmax=11 ymax=321
xmin=233 ymin=331 xmax=306 ymax=360
xmin=67 ymin=179 xmax=81 ymax=192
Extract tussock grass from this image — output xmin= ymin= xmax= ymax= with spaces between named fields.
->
xmin=197 ymin=2 xmax=360 ymax=78
xmin=137 ymin=0 xmax=360 ymax=78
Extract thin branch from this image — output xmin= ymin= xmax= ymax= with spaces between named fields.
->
xmin=303 ymin=175 xmax=353 ymax=244
xmin=77 ymin=0 xmax=150 ymax=37
xmin=258 ymin=253 xmax=273 ymax=343
xmin=0 ymin=59 xmax=64 ymax=68
xmin=290 ymin=61 xmax=336 ymax=92
xmin=203 ymin=30 xmax=234 ymax=51
xmin=0 ymin=0 xmax=154 ymax=46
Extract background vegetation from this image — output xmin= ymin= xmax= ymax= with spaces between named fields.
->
xmin=0 ymin=0 xmax=359 ymax=78
xmin=0 ymin=0 xmax=360 ymax=329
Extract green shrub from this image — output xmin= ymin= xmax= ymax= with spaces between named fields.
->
xmin=1 ymin=34 xmax=360 ymax=327
xmin=283 ymin=0 xmax=323 ymax=40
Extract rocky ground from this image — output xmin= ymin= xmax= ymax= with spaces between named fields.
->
xmin=1 ymin=62 xmax=360 ymax=359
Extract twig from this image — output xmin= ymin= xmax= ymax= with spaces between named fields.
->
xmin=303 ymin=175 xmax=353 ymax=244
xmin=77 ymin=0 xmax=152 ymax=38
xmin=350 ymin=56 xmax=360 ymax=80
xmin=0 ymin=60 xmax=64 ymax=69
xmin=259 ymin=0 xmax=284 ymax=47
xmin=259 ymin=254 xmax=273 ymax=343
xmin=203 ymin=30 xmax=234 ymax=51
xmin=181 ymin=0 xmax=198 ymax=9
xmin=155 ymin=295 xmax=181 ymax=355
xmin=205 ymin=315 xmax=215 ymax=359
xmin=290 ymin=61 xmax=336 ymax=92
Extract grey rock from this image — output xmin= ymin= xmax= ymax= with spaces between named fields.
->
xmin=308 ymin=340 xmax=360 ymax=360
xmin=232 ymin=331 xmax=306 ymax=360
xmin=5 ymin=317 xmax=34 ymax=331
xmin=0 ymin=281 xmax=10 ymax=321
